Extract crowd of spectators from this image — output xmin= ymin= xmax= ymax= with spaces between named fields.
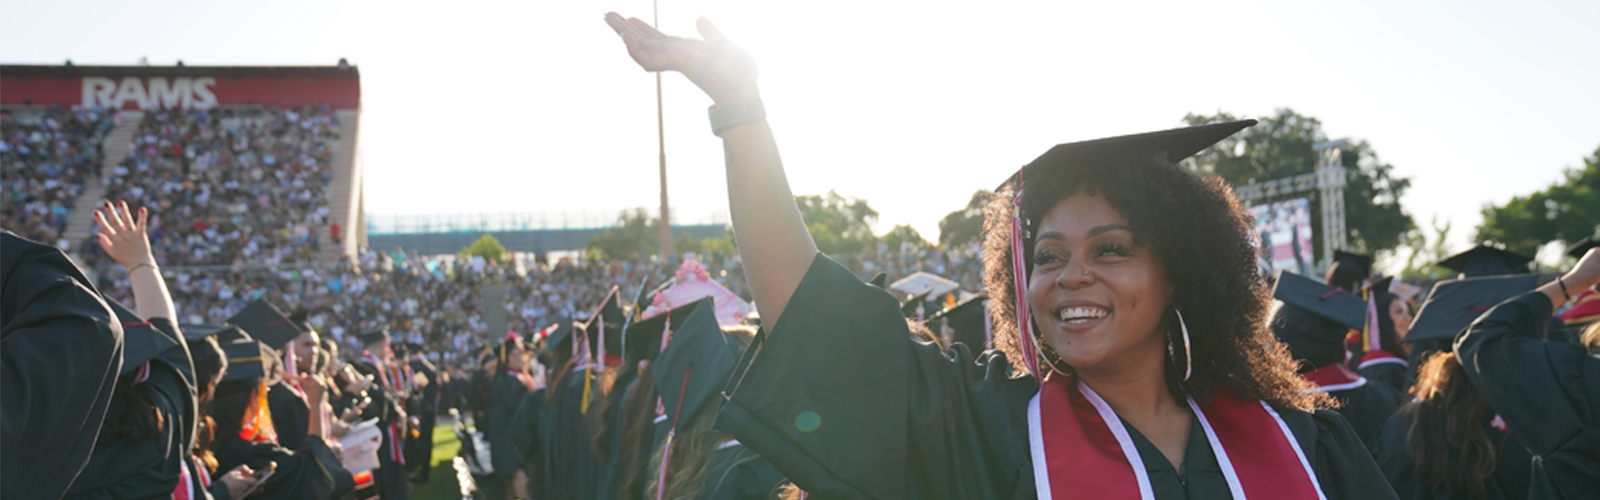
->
xmin=84 ymin=105 xmax=340 ymax=274
xmin=1 ymin=105 xmax=115 ymax=247
xmin=841 ymin=239 xmax=987 ymax=294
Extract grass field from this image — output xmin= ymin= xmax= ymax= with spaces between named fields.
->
xmin=408 ymin=423 xmax=464 ymax=500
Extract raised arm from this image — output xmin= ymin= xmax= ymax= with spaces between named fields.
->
xmin=604 ymin=13 xmax=818 ymax=327
xmin=94 ymin=200 xmax=177 ymax=321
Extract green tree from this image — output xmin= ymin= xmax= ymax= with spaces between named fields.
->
xmin=881 ymin=224 xmax=927 ymax=251
xmin=795 ymin=190 xmax=879 ymax=255
xmin=938 ymin=190 xmax=994 ymax=248
xmin=1397 ymin=216 xmax=1457 ymax=280
xmin=1476 ymin=145 xmax=1600 ymax=255
xmin=1183 ymin=109 xmax=1415 ymax=254
xmin=586 ymin=208 xmax=659 ymax=260
xmin=459 ymin=234 xmax=509 ymax=263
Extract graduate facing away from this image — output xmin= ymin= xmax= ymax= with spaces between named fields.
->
xmin=604 ymin=12 xmax=1397 ymax=500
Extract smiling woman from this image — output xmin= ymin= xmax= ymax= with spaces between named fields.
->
xmin=604 ymin=11 xmax=1398 ymax=500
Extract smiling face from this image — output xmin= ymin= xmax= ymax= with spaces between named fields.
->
xmin=1026 ymin=189 xmax=1173 ymax=376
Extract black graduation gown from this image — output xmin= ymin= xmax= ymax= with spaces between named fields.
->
xmin=511 ymin=388 xmax=546 ymax=495
xmin=701 ymin=443 xmax=788 ymax=500
xmin=539 ymin=367 xmax=604 ymax=500
xmin=714 ymin=254 xmax=1397 ymax=500
xmin=1357 ymin=359 xmax=1412 ymax=396
xmin=407 ymin=357 xmax=440 ymax=477
xmin=1455 ymin=292 xmax=1600 ymax=499
xmin=1369 ymin=404 xmax=1533 ymax=500
xmin=352 ymin=358 xmax=408 ymax=500
xmin=212 ymin=436 xmax=355 ymax=500
xmin=1323 ymin=380 xmax=1402 ymax=445
xmin=268 ymin=381 xmax=311 ymax=450
xmin=0 ymin=231 xmax=124 ymax=500
xmin=595 ymin=370 xmax=638 ymax=500
xmin=63 ymin=367 xmax=189 ymax=499
xmin=486 ymin=372 xmax=531 ymax=483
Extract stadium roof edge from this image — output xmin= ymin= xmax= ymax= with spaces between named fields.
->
xmin=0 ymin=64 xmax=358 ymax=79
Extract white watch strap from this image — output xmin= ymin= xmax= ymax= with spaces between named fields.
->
xmin=708 ymin=99 xmax=765 ymax=137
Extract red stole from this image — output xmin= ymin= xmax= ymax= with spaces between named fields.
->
xmin=1029 ymin=375 xmax=1324 ymax=499
xmin=1302 ymin=363 xmax=1367 ymax=393
xmin=1356 ymin=350 xmax=1407 ymax=370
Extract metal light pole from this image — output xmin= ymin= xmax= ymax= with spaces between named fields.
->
xmin=654 ymin=0 xmax=674 ymax=261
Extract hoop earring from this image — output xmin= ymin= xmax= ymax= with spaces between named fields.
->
xmin=1170 ymin=309 xmax=1193 ymax=382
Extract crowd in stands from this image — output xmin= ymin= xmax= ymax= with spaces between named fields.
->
xmin=0 ymin=105 xmax=115 ymax=247
xmin=84 ymin=106 xmax=340 ymax=272
xmin=843 ymin=239 xmax=987 ymax=294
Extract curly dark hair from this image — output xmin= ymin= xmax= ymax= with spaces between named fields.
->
xmin=981 ymin=151 xmax=1328 ymax=410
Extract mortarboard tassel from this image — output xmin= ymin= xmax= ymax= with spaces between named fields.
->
xmin=1363 ymin=283 xmax=1380 ymax=353
xmin=1009 ymin=175 xmax=1042 ymax=382
xmin=656 ymin=365 xmax=694 ymax=500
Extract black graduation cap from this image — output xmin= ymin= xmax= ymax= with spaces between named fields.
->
xmin=180 ymin=323 xmax=247 ymax=342
xmin=227 ymin=299 xmax=303 ymax=350
xmin=650 ymin=299 xmax=738 ymax=430
xmin=357 ymin=327 xmax=390 ymax=345
xmin=1273 ymin=271 xmax=1367 ymax=330
xmin=105 ymin=299 xmax=181 ymax=376
xmin=581 ymin=286 xmax=626 ymax=362
xmin=930 ymin=295 xmax=989 ymax=349
xmin=1437 ymin=245 xmax=1534 ymax=278
xmin=627 ymin=298 xmax=714 ymax=364
xmin=219 ymin=338 xmax=270 ymax=382
xmin=1005 ymin=120 xmax=1257 ymax=188
xmin=900 ymin=291 xmax=932 ymax=319
xmin=1566 ymin=237 xmax=1598 ymax=259
xmin=1407 ymin=274 xmax=1540 ymax=342
xmin=1331 ymin=250 xmax=1374 ymax=276
xmin=867 ymin=273 xmax=888 ymax=289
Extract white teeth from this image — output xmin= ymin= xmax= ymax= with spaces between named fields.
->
xmin=1059 ymin=306 xmax=1108 ymax=322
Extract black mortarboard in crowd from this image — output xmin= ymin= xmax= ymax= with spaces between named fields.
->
xmin=1407 ymin=274 xmax=1540 ymax=343
xmin=1003 ymin=120 xmax=1258 ymax=188
xmin=900 ymin=291 xmax=932 ymax=319
xmin=626 ymin=298 xmax=712 ymax=365
xmin=581 ymin=286 xmax=626 ymax=362
xmin=867 ymin=273 xmax=888 ymax=289
xmin=180 ymin=323 xmax=247 ymax=342
xmin=1437 ymin=245 xmax=1534 ymax=278
xmin=227 ymin=299 xmax=303 ymax=350
xmin=219 ymin=338 xmax=271 ymax=382
xmin=1332 ymin=250 xmax=1375 ymax=277
xmin=930 ymin=295 xmax=989 ymax=349
xmin=1271 ymin=271 xmax=1367 ymax=368
xmin=105 ymin=299 xmax=181 ymax=376
xmin=650 ymin=299 xmax=738 ymax=430
xmin=357 ymin=327 xmax=390 ymax=345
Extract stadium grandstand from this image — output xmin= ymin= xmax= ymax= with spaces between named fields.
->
xmin=0 ymin=62 xmax=985 ymax=358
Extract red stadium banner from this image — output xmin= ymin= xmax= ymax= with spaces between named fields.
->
xmin=0 ymin=65 xmax=360 ymax=110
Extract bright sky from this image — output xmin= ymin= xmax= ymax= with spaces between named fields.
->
xmin=4 ymin=0 xmax=1597 ymax=271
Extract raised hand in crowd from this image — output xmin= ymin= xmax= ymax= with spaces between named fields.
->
xmin=93 ymin=200 xmax=175 ymax=320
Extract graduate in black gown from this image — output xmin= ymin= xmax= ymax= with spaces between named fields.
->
xmin=930 ymin=295 xmax=992 ymax=351
xmin=1370 ymin=349 xmax=1533 ymax=499
xmin=482 ymin=336 xmax=536 ymax=499
xmin=1271 ymin=271 xmax=1403 ymax=444
xmin=647 ymin=299 xmax=787 ymax=500
xmin=0 ymin=230 xmax=123 ymax=500
xmin=1455 ymin=248 xmax=1600 ymax=499
xmin=603 ymin=17 xmax=1397 ymax=498
xmin=64 ymin=298 xmax=191 ymax=500
xmin=230 ymin=299 xmax=315 ymax=451
xmin=351 ymin=328 xmax=410 ymax=500
xmin=209 ymin=338 xmax=354 ymax=499
xmin=1346 ymin=276 xmax=1415 ymax=395
xmin=1405 ymin=246 xmax=1537 ymax=369
xmin=539 ymin=316 xmax=607 ymax=500
xmin=405 ymin=343 xmax=441 ymax=483
xmin=177 ymin=324 xmax=262 ymax=500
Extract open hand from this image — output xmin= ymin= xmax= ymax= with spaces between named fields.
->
xmin=604 ymin=12 xmax=759 ymax=105
xmin=94 ymin=200 xmax=156 ymax=271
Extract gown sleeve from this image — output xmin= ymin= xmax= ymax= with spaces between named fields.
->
xmin=0 ymin=234 xmax=124 ymax=500
xmin=268 ymin=382 xmax=311 ymax=450
xmin=1280 ymin=407 xmax=1400 ymax=500
xmin=1454 ymin=291 xmax=1600 ymax=498
xmin=714 ymin=254 xmax=1037 ymax=500
xmin=487 ymin=374 xmax=529 ymax=480
xmin=214 ymin=437 xmax=354 ymax=500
